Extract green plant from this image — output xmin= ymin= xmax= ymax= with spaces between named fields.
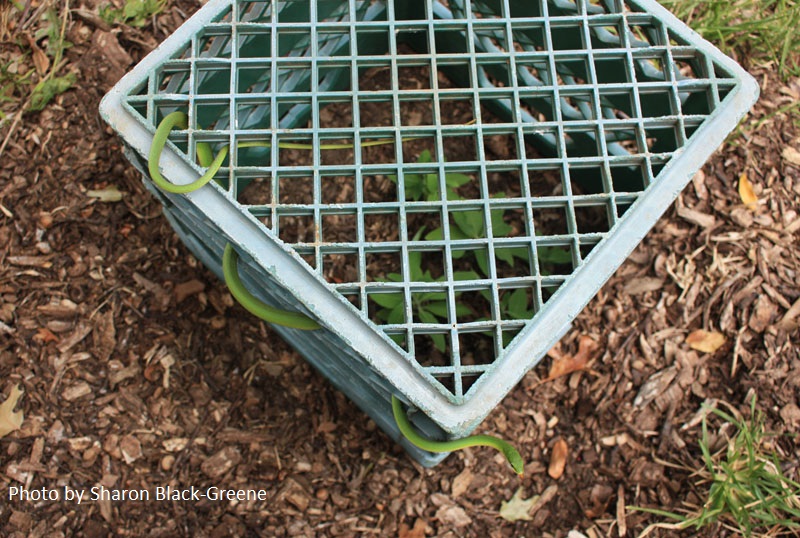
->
xmin=24 ymin=5 xmax=74 ymax=114
xmin=389 ymin=151 xmax=526 ymax=275
xmin=33 ymin=8 xmax=70 ymax=57
xmin=427 ymin=205 xmax=529 ymax=277
xmin=388 ymin=149 xmax=471 ymax=202
xmin=0 ymin=3 xmax=74 ymax=124
xmin=537 ymin=242 xmax=573 ymax=270
xmin=372 ymin=230 xmax=478 ymax=353
xmin=101 ymin=0 xmax=167 ymax=28
xmin=29 ymin=73 xmax=76 ymax=112
xmin=661 ymin=0 xmax=800 ymax=79
xmin=635 ymin=397 xmax=800 ymax=537
xmin=500 ymin=288 xmax=533 ymax=321
xmin=385 ymin=151 xmax=571 ymax=346
xmin=0 ymin=61 xmax=33 ymax=120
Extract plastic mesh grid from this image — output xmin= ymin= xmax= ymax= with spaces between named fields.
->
xmin=122 ymin=0 xmax=745 ymax=401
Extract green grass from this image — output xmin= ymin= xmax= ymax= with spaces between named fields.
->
xmin=635 ymin=398 xmax=800 ymax=537
xmin=661 ymin=0 xmax=800 ymax=79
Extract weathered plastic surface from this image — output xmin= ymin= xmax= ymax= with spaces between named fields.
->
xmin=101 ymin=0 xmax=758 ymax=466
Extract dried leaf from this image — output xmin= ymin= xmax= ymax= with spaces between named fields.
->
xmin=0 ymin=385 xmax=24 ymax=438
xmin=34 ymin=327 xmax=59 ymax=343
xmin=499 ymin=488 xmax=538 ymax=522
xmin=738 ymin=172 xmax=758 ymax=209
xmin=87 ymin=185 xmax=124 ymax=202
xmin=548 ymin=438 xmax=569 ymax=479
xmin=24 ymin=34 xmax=50 ymax=75
xmin=783 ymin=146 xmax=800 ymax=166
xmin=398 ymin=519 xmax=428 ymax=538
xmin=451 ymin=467 xmax=474 ymax=498
xmin=546 ymin=336 xmax=597 ymax=381
xmin=435 ymin=504 xmax=471 ymax=527
xmin=686 ymin=330 xmax=726 ymax=353
xmin=635 ymin=366 xmax=677 ymax=407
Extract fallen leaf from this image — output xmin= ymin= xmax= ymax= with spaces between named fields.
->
xmin=398 ymin=519 xmax=429 ymax=538
xmin=738 ymin=172 xmax=758 ymax=209
xmin=546 ymin=336 xmax=597 ymax=381
xmin=34 ymin=327 xmax=59 ymax=343
xmin=634 ymin=366 xmax=677 ymax=407
xmin=548 ymin=438 xmax=569 ymax=479
xmin=434 ymin=504 xmax=471 ymax=527
xmin=0 ymin=385 xmax=24 ymax=438
xmin=25 ymin=34 xmax=50 ymax=75
xmin=686 ymin=330 xmax=726 ymax=353
xmin=499 ymin=488 xmax=538 ymax=522
xmin=783 ymin=146 xmax=800 ymax=166
xmin=451 ymin=467 xmax=474 ymax=498
xmin=87 ymin=185 xmax=124 ymax=202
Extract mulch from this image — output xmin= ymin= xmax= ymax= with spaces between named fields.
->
xmin=1 ymin=2 xmax=799 ymax=537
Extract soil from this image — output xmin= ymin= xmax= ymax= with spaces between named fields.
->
xmin=1 ymin=2 xmax=799 ymax=537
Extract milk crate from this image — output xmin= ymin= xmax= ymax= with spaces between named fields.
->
xmin=100 ymin=0 xmax=758 ymax=466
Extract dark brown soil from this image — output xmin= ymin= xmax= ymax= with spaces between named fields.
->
xmin=1 ymin=2 xmax=799 ymax=537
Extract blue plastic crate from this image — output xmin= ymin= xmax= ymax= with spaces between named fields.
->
xmin=101 ymin=0 xmax=758 ymax=466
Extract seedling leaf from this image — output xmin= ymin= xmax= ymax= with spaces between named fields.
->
xmin=507 ymin=289 xmax=529 ymax=318
xmin=371 ymin=292 xmax=403 ymax=309
xmin=425 ymin=301 xmax=449 ymax=319
xmin=29 ymin=73 xmax=75 ymax=112
xmin=538 ymin=245 xmax=572 ymax=266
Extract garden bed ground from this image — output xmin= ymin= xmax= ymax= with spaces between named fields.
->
xmin=1 ymin=2 xmax=799 ymax=537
